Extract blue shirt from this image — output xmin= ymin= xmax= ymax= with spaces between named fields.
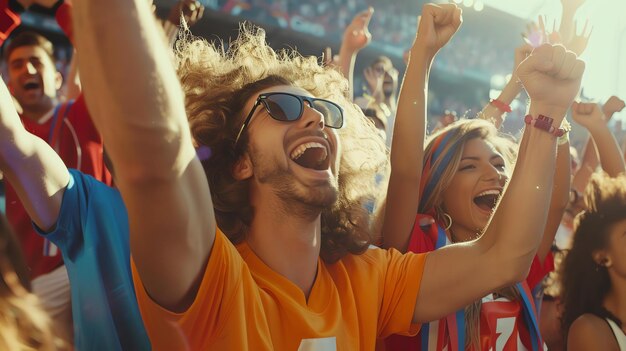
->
xmin=35 ymin=170 xmax=150 ymax=350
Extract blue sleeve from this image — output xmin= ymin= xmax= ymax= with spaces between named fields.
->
xmin=33 ymin=169 xmax=92 ymax=253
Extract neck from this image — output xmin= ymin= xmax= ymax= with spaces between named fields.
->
xmin=246 ymin=195 xmax=321 ymax=299
xmin=603 ymin=274 xmax=626 ymax=329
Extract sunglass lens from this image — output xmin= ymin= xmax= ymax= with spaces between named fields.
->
xmin=312 ymin=100 xmax=343 ymax=128
xmin=264 ymin=94 xmax=302 ymax=122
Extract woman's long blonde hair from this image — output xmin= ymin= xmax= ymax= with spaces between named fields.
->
xmin=419 ymin=119 xmax=519 ymax=348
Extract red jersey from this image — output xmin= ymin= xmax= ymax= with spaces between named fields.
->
xmin=5 ymin=97 xmax=111 ymax=278
xmin=385 ymin=214 xmax=552 ymax=351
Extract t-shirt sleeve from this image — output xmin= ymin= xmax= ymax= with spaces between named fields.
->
xmin=526 ymin=252 xmax=555 ymax=290
xmin=131 ymin=229 xmax=246 ymax=350
xmin=377 ymin=249 xmax=428 ymax=338
xmin=32 ymin=169 xmax=86 ymax=251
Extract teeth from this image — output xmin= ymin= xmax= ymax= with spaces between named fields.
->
xmin=290 ymin=142 xmax=328 ymax=161
xmin=476 ymin=189 xmax=501 ymax=197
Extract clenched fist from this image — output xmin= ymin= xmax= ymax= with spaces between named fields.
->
xmin=517 ymin=44 xmax=585 ymax=121
xmin=412 ymin=3 xmax=462 ymax=59
xmin=572 ymin=102 xmax=605 ymax=131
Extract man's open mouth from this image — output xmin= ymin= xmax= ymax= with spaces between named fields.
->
xmin=290 ymin=142 xmax=330 ymax=171
xmin=23 ymin=81 xmax=40 ymax=91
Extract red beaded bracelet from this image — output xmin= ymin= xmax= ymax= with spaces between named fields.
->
xmin=524 ymin=114 xmax=568 ymax=137
xmin=490 ymin=99 xmax=512 ymax=113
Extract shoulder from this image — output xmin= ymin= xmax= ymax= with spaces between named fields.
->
xmin=568 ymin=314 xmax=618 ymax=351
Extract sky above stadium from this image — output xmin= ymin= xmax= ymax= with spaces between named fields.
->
xmin=480 ymin=0 xmax=626 ymax=122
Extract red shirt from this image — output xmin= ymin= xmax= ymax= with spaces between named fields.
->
xmin=5 ymin=96 xmax=112 ymax=278
xmin=385 ymin=214 xmax=552 ymax=351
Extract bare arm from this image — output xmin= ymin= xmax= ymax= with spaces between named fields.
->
xmin=478 ymin=44 xmax=532 ymax=129
xmin=64 ymin=51 xmax=81 ymax=101
xmin=382 ymin=4 xmax=461 ymax=252
xmin=337 ymin=7 xmax=373 ymax=101
xmin=571 ymin=136 xmax=598 ymax=192
xmin=559 ymin=0 xmax=586 ymax=44
xmin=567 ymin=314 xmax=618 ymax=351
xmin=572 ymin=102 xmax=626 ymax=177
xmin=571 ymin=98 xmax=624 ymax=191
xmin=537 ymin=141 xmax=570 ymax=263
xmin=0 ymin=70 xmax=69 ymax=232
xmin=72 ymin=0 xmax=215 ymax=311
xmin=413 ymin=44 xmax=585 ymax=323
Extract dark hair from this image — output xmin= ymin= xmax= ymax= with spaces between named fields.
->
xmin=4 ymin=31 xmax=55 ymax=63
xmin=560 ymin=173 xmax=626 ymax=341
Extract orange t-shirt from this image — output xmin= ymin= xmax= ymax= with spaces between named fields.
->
xmin=132 ymin=230 xmax=427 ymax=350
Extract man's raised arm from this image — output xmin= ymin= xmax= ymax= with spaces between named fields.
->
xmin=72 ymin=0 xmax=215 ymax=311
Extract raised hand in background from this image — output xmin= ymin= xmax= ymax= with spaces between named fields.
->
xmin=566 ymin=20 xmax=592 ymax=56
xmin=338 ymin=7 xmax=374 ymax=100
xmin=413 ymin=3 xmax=462 ymax=59
xmin=602 ymin=95 xmax=625 ymax=120
xmin=559 ymin=0 xmax=587 ymax=44
xmin=571 ymin=101 xmax=625 ymax=176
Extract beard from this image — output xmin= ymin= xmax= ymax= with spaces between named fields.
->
xmin=249 ymin=145 xmax=338 ymax=220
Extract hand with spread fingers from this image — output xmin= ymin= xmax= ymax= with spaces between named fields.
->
xmin=516 ymin=44 xmax=585 ymax=120
xmin=566 ymin=19 xmax=592 ymax=56
xmin=363 ymin=65 xmax=384 ymax=99
xmin=412 ymin=3 xmax=462 ymax=59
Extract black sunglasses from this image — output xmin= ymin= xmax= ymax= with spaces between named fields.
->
xmin=235 ymin=92 xmax=344 ymax=145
